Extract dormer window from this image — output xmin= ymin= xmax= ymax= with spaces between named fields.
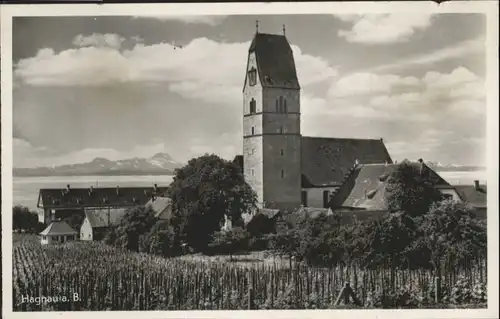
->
xmin=248 ymin=68 xmax=257 ymax=86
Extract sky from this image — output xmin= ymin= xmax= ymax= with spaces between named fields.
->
xmin=12 ymin=13 xmax=487 ymax=168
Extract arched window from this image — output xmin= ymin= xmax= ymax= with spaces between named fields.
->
xmin=249 ymin=98 xmax=256 ymax=114
xmin=284 ymin=99 xmax=287 ymax=113
xmin=281 ymin=169 xmax=285 ymax=179
xmin=248 ymin=68 xmax=257 ymax=86
xmin=251 ymin=126 xmax=255 ymax=135
xmin=275 ymin=99 xmax=279 ymax=113
xmin=279 ymin=126 xmax=283 ymax=134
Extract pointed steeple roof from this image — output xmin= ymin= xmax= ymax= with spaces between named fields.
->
xmin=246 ymin=33 xmax=300 ymax=90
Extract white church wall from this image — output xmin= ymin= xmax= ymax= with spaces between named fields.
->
xmin=302 ymin=186 xmax=339 ymax=208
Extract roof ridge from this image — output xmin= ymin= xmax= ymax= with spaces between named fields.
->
xmin=302 ymin=136 xmax=384 ymax=141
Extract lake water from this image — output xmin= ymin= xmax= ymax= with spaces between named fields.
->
xmin=11 ymin=171 xmax=487 ymax=210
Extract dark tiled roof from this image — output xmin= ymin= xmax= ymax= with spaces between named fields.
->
xmin=301 ymin=137 xmax=393 ymax=187
xmin=246 ymin=33 xmax=300 ymax=89
xmin=294 ymin=206 xmax=333 ymax=219
xmin=85 ymin=209 xmax=128 ymax=228
xmin=258 ymin=208 xmax=281 ymax=219
xmin=330 ymin=162 xmax=450 ymax=211
xmin=38 ymin=186 xmax=168 ymax=209
xmin=453 ymin=185 xmax=487 ymax=208
xmin=146 ymin=196 xmax=172 ymax=219
xmin=40 ymin=220 xmax=77 ymax=236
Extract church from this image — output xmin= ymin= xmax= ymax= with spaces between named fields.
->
xmin=233 ymin=30 xmax=393 ymax=212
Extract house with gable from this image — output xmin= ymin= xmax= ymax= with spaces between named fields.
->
xmin=40 ymin=219 xmax=78 ymax=245
xmin=327 ymin=160 xmax=486 ymax=222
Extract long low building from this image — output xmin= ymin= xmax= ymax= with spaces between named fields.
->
xmin=37 ymin=184 xmax=168 ymax=225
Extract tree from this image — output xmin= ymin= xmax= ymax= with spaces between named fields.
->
xmin=364 ymin=212 xmax=418 ymax=270
xmin=386 ymin=161 xmax=444 ymax=218
xmin=13 ymin=206 xmax=39 ymax=233
xmin=105 ymin=206 xmax=157 ymax=252
xmin=140 ymin=220 xmax=179 ymax=257
xmin=416 ymin=200 xmax=487 ymax=277
xmin=167 ymin=154 xmax=257 ymax=252
xmin=209 ymin=227 xmax=250 ymax=261
xmin=268 ymin=215 xmax=303 ymax=268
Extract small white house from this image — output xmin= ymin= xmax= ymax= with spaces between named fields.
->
xmin=39 ymin=220 xmax=78 ymax=245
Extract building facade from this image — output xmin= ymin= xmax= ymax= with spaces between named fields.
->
xmin=237 ymin=31 xmax=392 ymax=212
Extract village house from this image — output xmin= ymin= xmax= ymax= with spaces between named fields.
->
xmin=80 ymin=209 xmax=129 ymax=241
xmin=451 ymin=181 xmax=487 ymax=219
xmin=327 ymin=160 xmax=487 ymax=221
xmin=36 ymin=184 xmax=168 ymax=225
xmin=39 ymin=219 xmax=78 ymax=245
xmin=79 ymin=194 xmax=173 ymax=241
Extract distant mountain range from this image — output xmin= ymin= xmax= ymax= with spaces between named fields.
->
xmin=13 ymin=153 xmax=183 ymax=177
xmin=425 ymin=161 xmax=485 ymax=172
xmin=12 ymin=155 xmax=485 ymax=177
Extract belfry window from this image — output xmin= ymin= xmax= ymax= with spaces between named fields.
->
xmin=251 ymin=126 xmax=255 ymax=135
xmin=276 ymin=96 xmax=287 ymax=113
xmin=249 ymin=98 xmax=256 ymax=114
xmin=248 ymin=68 xmax=257 ymax=86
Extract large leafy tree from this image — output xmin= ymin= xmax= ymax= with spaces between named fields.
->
xmin=167 ymin=154 xmax=257 ymax=252
xmin=386 ymin=161 xmax=444 ymax=218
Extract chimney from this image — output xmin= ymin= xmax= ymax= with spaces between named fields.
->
xmin=385 ymin=160 xmax=388 ymax=167
xmin=354 ymin=159 xmax=359 ymax=167
xmin=364 ymin=189 xmax=367 ymax=199
xmin=116 ymin=186 xmax=120 ymax=195
xmin=66 ymin=184 xmax=71 ymax=191
xmin=474 ymin=180 xmax=480 ymax=190
xmin=154 ymin=183 xmax=158 ymax=193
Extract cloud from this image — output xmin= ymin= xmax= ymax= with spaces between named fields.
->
xmin=72 ymin=33 xmax=125 ymax=49
xmin=335 ymin=13 xmax=434 ymax=44
xmin=368 ymin=37 xmax=484 ymax=72
xmin=132 ymin=15 xmax=227 ymax=26
xmin=328 ymin=72 xmax=419 ymax=97
xmin=15 ymin=36 xmax=337 ymax=107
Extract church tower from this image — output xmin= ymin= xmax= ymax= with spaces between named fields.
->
xmin=242 ymin=29 xmax=302 ymax=211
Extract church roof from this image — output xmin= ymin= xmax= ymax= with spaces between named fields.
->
xmin=247 ymin=33 xmax=300 ymax=89
xmin=301 ymin=137 xmax=393 ymax=187
xmin=329 ymin=162 xmax=450 ymax=211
